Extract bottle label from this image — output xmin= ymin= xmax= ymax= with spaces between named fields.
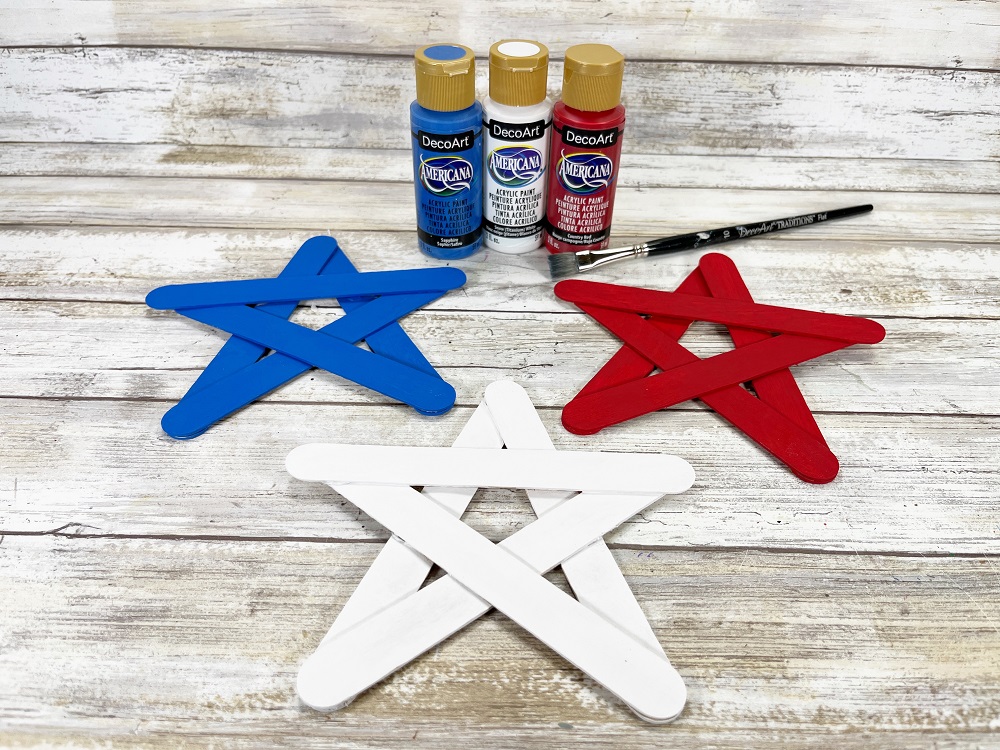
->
xmin=415 ymin=129 xmax=476 ymax=152
xmin=560 ymin=125 xmax=620 ymax=148
xmin=544 ymin=122 xmax=624 ymax=252
xmin=487 ymin=119 xmax=548 ymax=142
xmin=483 ymin=117 xmax=551 ymax=245
xmin=412 ymin=127 xmax=483 ymax=249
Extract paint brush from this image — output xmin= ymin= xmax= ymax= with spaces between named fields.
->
xmin=546 ymin=204 xmax=873 ymax=279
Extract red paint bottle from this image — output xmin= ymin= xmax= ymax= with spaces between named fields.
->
xmin=544 ymin=44 xmax=626 ymax=254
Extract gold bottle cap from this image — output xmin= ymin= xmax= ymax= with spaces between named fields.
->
xmin=562 ymin=44 xmax=625 ymax=112
xmin=489 ymin=40 xmax=549 ymax=107
xmin=414 ymin=44 xmax=476 ymax=112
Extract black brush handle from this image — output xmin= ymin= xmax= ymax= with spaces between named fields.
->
xmin=644 ymin=204 xmax=873 ymax=256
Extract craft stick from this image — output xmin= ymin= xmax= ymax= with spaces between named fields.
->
xmin=699 ymin=253 xmax=827 ymax=443
xmin=162 ymin=292 xmax=453 ymax=437
xmin=145 ymin=267 xmax=466 ymax=309
xmin=286 ymin=444 xmax=695 ymax=494
xmin=563 ymin=305 xmax=842 ymax=482
xmin=186 ymin=236 xmax=335 ymax=395
xmin=299 ymin=484 xmax=687 ymax=723
xmin=483 ymin=381 xmax=665 ymax=654
xmin=555 ymin=278 xmax=886 ymax=344
xmin=322 ymin=402 xmax=503 ymax=642
xmin=565 ymin=311 xmax=848 ymax=428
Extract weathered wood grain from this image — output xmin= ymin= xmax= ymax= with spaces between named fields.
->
xmin=1 ymin=399 xmax=997 ymax=553
xmin=4 ymin=48 xmax=999 ymax=158
xmin=3 ymin=177 xmax=999 ymax=246
xmin=2 ymin=228 xmax=995 ymax=319
xmin=5 ymin=145 xmax=1000 ymax=195
xmin=3 ymin=0 xmax=998 ymax=69
xmin=1 ymin=302 xmax=994 ymax=417
xmin=2 ymin=535 xmax=998 ymax=748
xmin=3 ymin=11 xmax=1000 ymax=745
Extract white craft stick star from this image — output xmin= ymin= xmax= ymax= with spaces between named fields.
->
xmin=286 ymin=381 xmax=695 ymax=723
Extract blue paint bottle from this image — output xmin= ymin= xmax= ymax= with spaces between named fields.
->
xmin=411 ymin=44 xmax=483 ymax=259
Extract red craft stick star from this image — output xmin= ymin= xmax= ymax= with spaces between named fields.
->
xmin=554 ymin=253 xmax=886 ymax=483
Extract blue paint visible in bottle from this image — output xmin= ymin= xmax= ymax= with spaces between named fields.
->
xmin=410 ymin=44 xmax=483 ymax=259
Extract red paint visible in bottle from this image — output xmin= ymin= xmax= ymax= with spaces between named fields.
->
xmin=544 ymin=102 xmax=626 ymax=254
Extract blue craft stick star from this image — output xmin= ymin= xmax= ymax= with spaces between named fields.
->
xmin=165 ymin=239 xmax=456 ymax=438
xmin=147 ymin=236 xmax=466 ymax=439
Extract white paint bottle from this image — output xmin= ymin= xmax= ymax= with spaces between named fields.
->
xmin=482 ymin=40 xmax=552 ymax=254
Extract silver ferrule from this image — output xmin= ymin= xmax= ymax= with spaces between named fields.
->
xmin=578 ymin=244 xmax=647 ymax=272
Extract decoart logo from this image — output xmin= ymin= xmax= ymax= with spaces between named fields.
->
xmin=419 ymin=155 xmax=474 ymax=196
xmin=557 ymin=150 xmax=614 ymax=195
xmin=488 ymin=146 xmax=544 ymax=188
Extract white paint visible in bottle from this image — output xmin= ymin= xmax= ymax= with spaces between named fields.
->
xmin=482 ymin=40 xmax=553 ymax=254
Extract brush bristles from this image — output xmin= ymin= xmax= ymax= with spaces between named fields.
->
xmin=547 ymin=252 xmax=583 ymax=279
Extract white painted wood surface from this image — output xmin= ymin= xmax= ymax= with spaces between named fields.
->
xmin=4 ymin=0 xmax=998 ymax=67
xmin=1 ymin=1 xmax=999 ymax=747
xmin=4 ymin=48 xmax=999 ymax=158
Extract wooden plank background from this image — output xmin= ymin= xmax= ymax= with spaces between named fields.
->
xmin=1 ymin=1 xmax=999 ymax=747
